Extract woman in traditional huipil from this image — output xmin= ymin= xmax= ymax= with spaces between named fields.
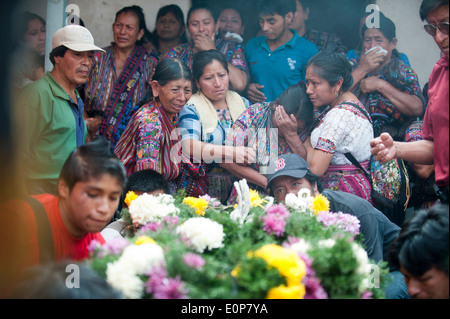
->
xmin=113 ymin=57 xmax=192 ymax=194
xmin=84 ymin=5 xmax=158 ymax=147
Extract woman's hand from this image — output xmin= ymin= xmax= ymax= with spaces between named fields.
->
xmin=229 ymin=145 xmax=256 ymax=166
xmin=357 ymin=49 xmax=385 ymax=75
xmin=192 ymin=32 xmax=216 ymax=52
xmin=273 ymin=105 xmax=298 ymax=139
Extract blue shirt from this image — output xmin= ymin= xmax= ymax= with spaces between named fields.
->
xmin=245 ymin=30 xmax=318 ymax=102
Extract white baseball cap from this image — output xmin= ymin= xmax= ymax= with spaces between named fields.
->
xmin=52 ymin=24 xmax=105 ymax=52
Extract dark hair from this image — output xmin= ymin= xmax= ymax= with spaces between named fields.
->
xmin=361 ymin=12 xmax=401 ymax=58
xmin=187 ymin=3 xmax=216 ymax=26
xmin=274 ymin=81 xmax=314 ymax=125
xmin=388 ymin=204 xmax=449 ymax=276
xmin=192 ymin=49 xmax=229 ymax=93
xmin=306 ymin=49 xmax=354 ymax=93
xmin=361 ymin=12 xmax=396 ymax=42
xmin=420 ymin=0 xmax=449 ymax=21
xmin=215 ymin=4 xmax=244 ymax=23
xmin=115 ymin=5 xmax=147 ymax=46
xmin=59 ymin=137 xmax=127 ymax=192
xmin=9 ymin=260 xmax=123 ymax=299
xmin=140 ymin=57 xmax=192 ymax=105
xmin=152 ymin=4 xmax=187 ymax=47
xmin=49 ymin=45 xmax=69 ymax=65
xmin=18 ymin=11 xmax=46 ymax=40
xmin=124 ymin=169 xmax=170 ymax=196
xmin=257 ymin=0 xmax=297 ymax=17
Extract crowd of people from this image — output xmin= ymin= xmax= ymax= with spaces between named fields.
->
xmin=0 ymin=0 xmax=448 ymax=300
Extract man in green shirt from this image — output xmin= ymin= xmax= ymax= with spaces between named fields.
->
xmin=16 ymin=25 xmax=105 ymax=195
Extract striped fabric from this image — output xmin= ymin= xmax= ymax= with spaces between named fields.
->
xmin=164 ymin=39 xmax=249 ymax=77
xmin=113 ymin=101 xmax=181 ymax=181
xmin=320 ymin=160 xmax=373 ymax=204
xmin=84 ymin=44 xmax=158 ymax=146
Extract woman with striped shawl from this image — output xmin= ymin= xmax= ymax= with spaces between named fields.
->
xmin=84 ymin=6 xmax=158 ymax=148
xmin=113 ymin=58 xmax=193 ymax=195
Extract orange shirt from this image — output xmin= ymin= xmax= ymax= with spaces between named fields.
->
xmin=0 ymin=194 xmax=105 ymax=297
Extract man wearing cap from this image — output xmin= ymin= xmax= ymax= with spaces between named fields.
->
xmin=266 ymin=153 xmax=410 ymax=298
xmin=15 ymin=24 xmax=105 ymax=196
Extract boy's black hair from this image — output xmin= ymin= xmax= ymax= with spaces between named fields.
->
xmin=59 ymin=137 xmax=127 ymax=192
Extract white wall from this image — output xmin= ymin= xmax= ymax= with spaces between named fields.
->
xmin=376 ymin=0 xmax=442 ymax=87
xmin=14 ymin=0 xmax=441 ymax=87
xmin=13 ymin=0 xmax=192 ymax=48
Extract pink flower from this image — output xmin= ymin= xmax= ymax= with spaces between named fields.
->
xmin=152 ymin=276 xmax=189 ymax=299
xmin=144 ymin=265 xmax=168 ymax=294
xmin=183 ymin=253 xmax=205 ymax=270
xmin=266 ymin=204 xmax=290 ymax=219
xmin=263 ymin=214 xmax=286 ymax=237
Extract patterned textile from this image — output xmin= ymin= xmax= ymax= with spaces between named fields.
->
xmin=113 ymin=101 xmax=182 ymax=181
xmin=321 ymin=161 xmax=372 ymax=203
xmin=404 ymin=120 xmax=438 ymax=209
xmin=227 ymin=102 xmax=310 ymax=172
xmin=310 ymin=100 xmax=373 ymax=201
xmin=310 ymin=101 xmax=373 ymax=164
xmin=304 ymin=27 xmax=345 ymax=51
xmin=350 ymin=54 xmax=426 ymax=141
xmin=164 ymin=39 xmax=249 ymax=77
xmin=178 ymin=94 xmax=250 ymax=202
xmin=84 ymin=44 xmax=158 ymax=147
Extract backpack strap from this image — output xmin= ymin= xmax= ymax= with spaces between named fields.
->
xmin=344 ymin=152 xmax=372 ymax=182
xmin=23 ymin=196 xmax=55 ymax=264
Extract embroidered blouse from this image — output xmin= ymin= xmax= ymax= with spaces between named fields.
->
xmin=113 ymin=101 xmax=181 ymax=180
xmin=310 ymin=100 xmax=374 ymax=165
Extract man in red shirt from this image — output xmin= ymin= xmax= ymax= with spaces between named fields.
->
xmin=370 ymin=0 xmax=449 ymax=204
xmin=0 ymin=137 xmax=126 ymax=298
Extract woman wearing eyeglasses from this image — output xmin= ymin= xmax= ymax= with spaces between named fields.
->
xmin=84 ymin=5 xmax=158 ymax=148
xmin=347 ymin=12 xmax=427 ymax=142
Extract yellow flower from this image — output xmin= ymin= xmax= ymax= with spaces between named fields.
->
xmin=124 ymin=191 xmax=139 ymax=207
xmin=135 ymin=236 xmax=156 ymax=245
xmin=250 ymin=189 xmax=265 ymax=207
xmin=254 ymin=244 xmax=307 ymax=288
xmin=183 ymin=197 xmax=209 ymax=216
xmin=266 ymin=284 xmax=306 ymax=299
xmin=311 ymin=194 xmax=330 ymax=216
xmin=231 ymin=265 xmax=241 ymax=278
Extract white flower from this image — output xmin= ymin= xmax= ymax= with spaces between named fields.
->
xmin=176 ymin=217 xmax=225 ymax=253
xmin=120 ymin=243 xmax=165 ymax=274
xmin=284 ymin=191 xmax=313 ymax=213
xmin=128 ymin=193 xmax=180 ymax=225
xmin=106 ymin=260 xmax=143 ymax=299
xmin=351 ymin=243 xmax=374 ymax=292
xmin=105 ymin=243 xmax=165 ymax=299
xmin=287 ymin=238 xmax=312 ymax=255
xmin=318 ymin=238 xmax=336 ymax=248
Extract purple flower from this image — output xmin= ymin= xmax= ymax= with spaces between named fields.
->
xmin=304 ymin=276 xmax=328 ymax=299
xmin=361 ymin=290 xmax=373 ymax=299
xmin=144 ymin=265 xmax=168 ymax=294
xmin=200 ymin=194 xmax=221 ymax=207
xmin=140 ymin=221 xmax=163 ymax=233
xmin=263 ymin=214 xmax=286 ymax=237
xmin=103 ymin=237 xmax=129 ymax=255
xmin=183 ymin=253 xmax=205 ymax=270
xmin=152 ymin=276 xmax=189 ymax=299
xmin=163 ymin=215 xmax=180 ymax=226
xmin=87 ymin=239 xmax=102 ymax=255
xmin=266 ymin=204 xmax=290 ymax=219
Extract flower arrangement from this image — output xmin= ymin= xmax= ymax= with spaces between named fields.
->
xmin=86 ymin=180 xmax=390 ymax=299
